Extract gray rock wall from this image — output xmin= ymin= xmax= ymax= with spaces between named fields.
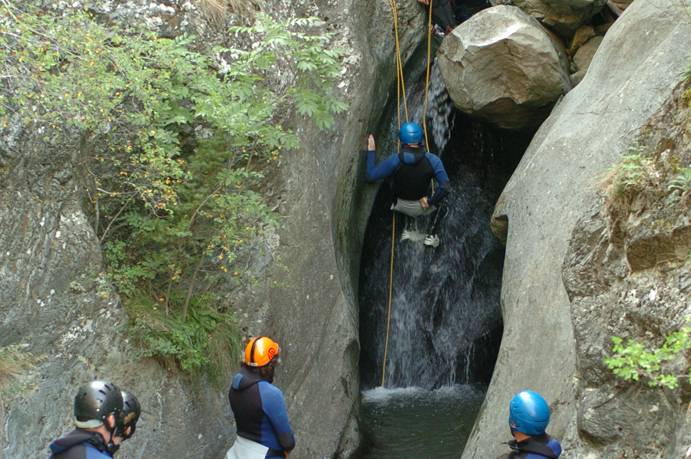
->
xmin=463 ymin=1 xmax=691 ymax=457
xmin=563 ymin=82 xmax=690 ymax=458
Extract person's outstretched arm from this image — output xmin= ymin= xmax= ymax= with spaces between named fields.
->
xmin=426 ymin=153 xmax=450 ymax=206
xmin=364 ymin=134 xmax=400 ymax=182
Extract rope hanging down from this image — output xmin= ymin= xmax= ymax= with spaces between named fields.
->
xmin=380 ymin=0 xmax=435 ymax=387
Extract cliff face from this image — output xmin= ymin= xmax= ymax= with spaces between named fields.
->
xmin=462 ymin=1 xmax=690 ymax=457
xmin=0 ymin=1 xmax=424 ymax=458
xmin=563 ymin=82 xmax=690 ymax=458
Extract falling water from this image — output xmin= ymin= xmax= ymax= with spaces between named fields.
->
xmin=357 ymin=32 xmax=532 ymax=458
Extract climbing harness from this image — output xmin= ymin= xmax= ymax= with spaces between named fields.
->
xmin=381 ymin=0 xmax=436 ymax=387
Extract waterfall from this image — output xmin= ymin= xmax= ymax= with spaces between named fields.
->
xmin=356 ymin=34 xmax=534 ymax=391
xmin=359 ymin=165 xmax=505 ymax=389
xmin=426 ymin=62 xmax=455 ymax=153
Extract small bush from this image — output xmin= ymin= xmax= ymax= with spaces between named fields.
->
xmin=602 ymin=146 xmax=689 ymax=226
xmin=604 ymin=322 xmax=691 ymax=389
xmin=602 ymin=147 xmax=657 ymax=200
xmin=125 ymin=293 xmax=241 ymax=382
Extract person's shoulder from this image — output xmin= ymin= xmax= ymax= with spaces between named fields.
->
xmin=258 ymin=380 xmax=284 ymax=397
xmin=425 ymin=152 xmax=442 ymax=162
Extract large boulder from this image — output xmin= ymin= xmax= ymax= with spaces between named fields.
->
xmin=462 ymin=1 xmax=691 ymax=457
xmin=438 ymin=6 xmax=571 ymax=130
xmin=511 ymin=0 xmax=607 ymax=36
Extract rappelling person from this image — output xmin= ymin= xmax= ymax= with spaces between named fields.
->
xmin=364 ymin=122 xmax=450 ymax=247
xmin=498 ymin=390 xmax=562 ymax=459
xmin=227 ymin=336 xmax=295 ymax=459
xmin=48 ymin=380 xmax=124 ymax=459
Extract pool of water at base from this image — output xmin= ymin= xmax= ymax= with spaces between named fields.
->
xmin=359 ymin=384 xmax=485 ymax=459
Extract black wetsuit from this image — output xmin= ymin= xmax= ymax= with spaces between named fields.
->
xmin=48 ymin=429 xmax=113 ymax=459
xmin=497 ymin=435 xmax=562 ymax=459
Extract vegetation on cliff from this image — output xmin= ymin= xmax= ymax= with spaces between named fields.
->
xmin=0 ymin=4 xmax=345 ymax=378
xmin=599 ymin=77 xmax=690 ymax=391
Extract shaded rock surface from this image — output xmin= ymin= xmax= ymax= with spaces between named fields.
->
xmin=438 ymin=5 xmax=571 ymax=130
xmin=463 ymin=1 xmax=690 ymax=457
xmin=570 ymin=35 xmax=603 ymax=85
xmin=563 ymin=82 xmax=690 ymax=458
xmin=0 ymin=1 xmax=425 ymax=458
xmin=511 ymin=0 xmax=606 ymax=36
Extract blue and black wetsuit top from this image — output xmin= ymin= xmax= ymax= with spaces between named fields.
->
xmin=48 ymin=429 xmax=113 ymax=459
xmin=365 ymin=147 xmax=450 ymax=206
xmin=500 ymin=435 xmax=562 ymax=459
xmin=228 ymin=366 xmax=296 ymax=459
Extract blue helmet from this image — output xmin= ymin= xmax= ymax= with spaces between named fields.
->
xmin=399 ymin=122 xmax=423 ymax=145
xmin=509 ymin=390 xmax=551 ymax=436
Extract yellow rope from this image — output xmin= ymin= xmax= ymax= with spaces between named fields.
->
xmin=381 ymin=212 xmax=396 ymax=387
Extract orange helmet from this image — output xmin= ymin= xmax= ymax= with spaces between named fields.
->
xmin=243 ymin=336 xmax=280 ymax=367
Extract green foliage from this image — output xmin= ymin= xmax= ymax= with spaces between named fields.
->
xmin=667 ymin=166 xmax=691 ymax=194
xmin=0 ymin=5 xmax=345 ymax=376
xmin=603 ymin=148 xmax=657 ymax=198
xmin=125 ymin=294 xmax=241 ymax=382
xmin=604 ymin=322 xmax=691 ymax=389
xmin=602 ymin=146 xmax=690 ymax=221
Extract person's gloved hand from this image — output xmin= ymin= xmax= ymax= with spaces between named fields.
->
xmin=367 ymin=134 xmax=375 ymax=151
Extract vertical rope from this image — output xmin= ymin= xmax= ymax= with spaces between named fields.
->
xmin=381 ymin=212 xmax=396 ymax=387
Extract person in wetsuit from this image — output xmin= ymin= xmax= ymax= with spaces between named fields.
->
xmin=498 ymin=390 xmax=562 ymax=459
xmin=364 ymin=122 xmax=450 ymax=247
xmin=48 ymin=381 xmax=124 ymax=459
xmin=227 ymin=336 xmax=295 ymax=459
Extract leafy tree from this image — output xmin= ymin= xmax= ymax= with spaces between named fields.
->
xmin=0 ymin=4 xmax=346 ymax=376
xmin=604 ymin=321 xmax=691 ymax=390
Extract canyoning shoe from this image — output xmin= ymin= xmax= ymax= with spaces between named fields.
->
xmin=424 ymin=234 xmax=440 ymax=248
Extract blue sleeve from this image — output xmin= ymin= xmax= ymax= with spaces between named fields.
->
xmin=85 ymin=444 xmax=112 ymax=459
xmin=365 ymin=150 xmax=400 ymax=182
xmin=259 ymin=383 xmax=296 ymax=451
xmin=548 ymin=438 xmax=562 ymax=457
xmin=425 ymin=153 xmax=450 ymax=206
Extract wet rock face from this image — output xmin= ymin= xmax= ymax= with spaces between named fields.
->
xmin=463 ymin=1 xmax=690 ymax=457
xmin=562 ymin=83 xmax=690 ymax=458
xmin=437 ymin=5 xmax=571 ymax=130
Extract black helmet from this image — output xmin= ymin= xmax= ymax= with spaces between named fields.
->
xmin=74 ymin=381 xmax=123 ymax=431
xmin=119 ymin=390 xmax=141 ymax=439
